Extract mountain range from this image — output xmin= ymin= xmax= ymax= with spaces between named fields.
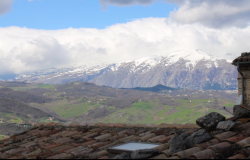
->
xmin=14 ymin=50 xmax=238 ymax=90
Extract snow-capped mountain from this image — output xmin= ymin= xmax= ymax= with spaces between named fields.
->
xmin=15 ymin=50 xmax=238 ymax=90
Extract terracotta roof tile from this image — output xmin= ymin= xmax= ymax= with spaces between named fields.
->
xmin=239 ymin=148 xmax=250 ymax=157
xmin=56 ymin=146 xmax=74 ymax=154
xmin=94 ymin=133 xmax=112 ymax=142
xmin=158 ymin=135 xmax=174 ymax=143
xmin=72 ymin=148 xmax=94 ymax=158
xmin=69 ymin=122 xmax=79 ymax=127
xmin=62 ymin=122 xmax=72 ymax=127
xmin=123 ymin=136 xmax=140 ymax=143
xmin=166 ymin=156 xmax=181 ymax=159
xmin=23 ymin=148 xmax=42 ymax=157
xmin=91 ymin=142 xmax=111 ymax=150
xmin=98 ymin=142 xmax=119 ymax=151
xmin=117 ymin=130 xmax=128 ymax=136
xmin=8 ymin=155 xmax=24 ymax=159
xmin=78 ymin=122 xmax=87 ymax=127
xmin=169 ymin=131 xmax=176 ymax=135
xmin=64 ymin=146 xmax=83 ymax=154
xmin=182 ymin=123 xmax=200 ymax=129
xmin=113 ymin=123 xmax=125 ymax=128
xmin=228 ymin=153 xmax=247 ymax=159
xmin=71 ymin=134 xmax=84 ymax=140
xmin=50 ymin=145 xmax=70 ymax=153
xmin=126 ymin=130 xmax=136 ymax=136
xmin=124 ymin=124 xmax=135 ymax=128
xmin=154 ymin=143 xmax=170 ymax=152
xmin=58 ymin=153 xmax=75 ymax=159
xmin=223 ymin=131 xmax=250 ymax=144
xmin=42 ymin=144 xmax=62 ymax=150
xmin=95 ymin=122 xmax=108 ymax=128
xmin=82 ymin=140 xmax=98 ymax=148
xmin=161 ymin=149 xmax=170 ymax=157
xmin=145 ymin=124 xmax=157 ymax=128
xmin=174 ymin=147 xmax=201 ymax=159
xmin=36 ymin=150 xmax=53 ymax=159
xmin=234 ymin=122 xmax=250 ymax=133
xmin=139 ymin=131 xmax=151 ymax=137
xmin=152 ymin=154 xmax=168 ymax=159
xmin=63 ymin=131 xmax=79 ymax=137
xmin=82 ymin=132 xmax=98 ymax=138
xmin=235 ymin=137 xmax=250 ymax=148
xmin=191 ymin=149 xmax=216 ymax=159
xmin=114 ymin=135 xmax=135 ymax=143
xmin=47 ymin=152 xmax=68 ymax=159
xmin=19 ymin=142 xmax=36 ymax=148
xmin=133 ymin=124 xmax=146 ymax=128
xmin=148 ymin=135 xmax=166 ymax=143
xmin=135 ymin=129 xmax=147 ymax=135
xmin=4 ymin=121 xmax=250 ymax=159
xmin=195 ymin=138 xmax=220 ymax=150
xmin=214 ymin=131 xmax=237 ymax=141
xmin=88 ymin=150 xmax=108 ymax=159
xmin=140 ymin=133 xmax=156 ymax=142
xmin=157 ymin=123 xmax=170 ymax=128
xmin=46 ymin=122 xmax=57 ymax=127
xmin=208 ymin=142 xmax=234 ymax=158
xmin=5 ymin=148 xmax=29 ymax=155
xmin=99 ymin=155 xmax=109 ymax=159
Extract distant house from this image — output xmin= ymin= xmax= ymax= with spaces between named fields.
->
xmin=0 ymin=119 xmax=5 ymax=123
xmin=47 ymin=117 xmax=54 ymax=121
xmin=232 ymin=52 xmax=250 ymax=104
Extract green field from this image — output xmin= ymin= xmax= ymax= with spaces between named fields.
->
xmin=224 ymin=103 xmax=235 ymax=107
xmin=42 ymin=98 xmax=101 ymax=118
xmin=102 ymin=99 xmax=231 ymax=124
xmin=38 ymin=84 xmax=55 ymax=89
xmin=0 ymin=113 xmax=23 ymax=123
xmin=0 ymin=135 xmax=8 ymax=140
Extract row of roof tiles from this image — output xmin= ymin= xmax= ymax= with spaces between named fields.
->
xmin=1 ymin=121 xmax=250 ymax=159
xmin=0 ymin=123 xmax=194 ymax=159
xmin=34 ymin=122 xmax=200 ymax=129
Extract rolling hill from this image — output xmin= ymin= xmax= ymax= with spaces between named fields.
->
xmin=0 ymin=81 xmax=237 ymax=125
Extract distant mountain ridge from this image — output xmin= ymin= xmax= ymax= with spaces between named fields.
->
xmin=14 ymin=50 xmax=238 ymax=90
xmin=127 ymin=84 xmax=177 ymax=92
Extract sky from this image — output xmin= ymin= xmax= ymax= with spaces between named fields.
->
xmin=1 ymin=0 xmax=250 ymax=79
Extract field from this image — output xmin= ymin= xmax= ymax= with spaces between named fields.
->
xmin=0 ymin=81 xmax=238 ymax=125
xmin=0 ymin=113 xmax=23 ymax=123
xmin=102 ymin=98 xmax=233 ymax=124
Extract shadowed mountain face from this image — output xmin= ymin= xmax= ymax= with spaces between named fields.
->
xmin=14 ymin=50 xmax=238 ymax=90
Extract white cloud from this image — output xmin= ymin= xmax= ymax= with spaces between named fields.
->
xmin=167 ymin=0 xmax=250 ymax=28
xmin=0 ymin=0 xmax=12 ymax=15
xmin=0 ymin=18 xmax=250 ymax=75
xmin=99 ymin=0 xmax=154 ymax=9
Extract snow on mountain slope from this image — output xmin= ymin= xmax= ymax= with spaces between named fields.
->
xmin=14 ymin=50 xmax=238 ymax=90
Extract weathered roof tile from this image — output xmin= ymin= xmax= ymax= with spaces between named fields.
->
xmin=3 ymin=121 xmax=250 ymax=159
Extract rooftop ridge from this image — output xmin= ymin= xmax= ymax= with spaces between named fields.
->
xmin=33 ymin=122 xmax=200 ymax=129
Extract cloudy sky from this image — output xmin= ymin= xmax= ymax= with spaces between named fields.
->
xmin=1 ymin=0 xmax=250 ymax=79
